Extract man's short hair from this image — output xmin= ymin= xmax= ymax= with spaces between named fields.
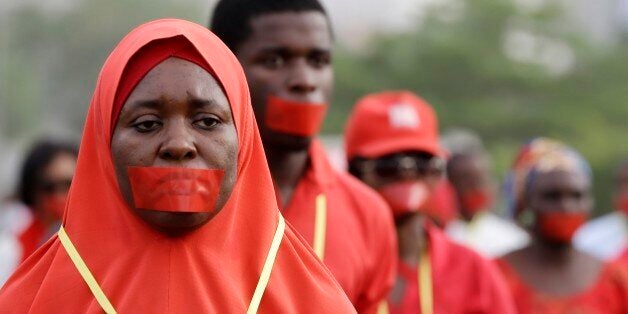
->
xmin=209 ymin=0 xmax=330 ymax=52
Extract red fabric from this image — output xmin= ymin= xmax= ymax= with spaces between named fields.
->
xmin=388 ymin=225 xmax=516 ymax=314
xmin=17 ymin=218 xmax=45 ymax=263
xmin=265 ymin=95 xmax=328 ymax=137
xmin=345 ymin=91 xmax=446 ymax=160
xmin=0 ymin=19 xmax=354 ymax=313
xmin=496 ymin=259 xmax=628 ymax=313
xmin=281 ymin=140 xmax=397 ymax=313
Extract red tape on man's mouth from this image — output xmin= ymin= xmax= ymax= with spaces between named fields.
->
xmin=265 ymin=95 xmax=328 ymax=137
xmin=128 ymin=167 xmax=224 ymax=213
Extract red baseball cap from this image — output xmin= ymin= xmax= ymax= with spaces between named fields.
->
xmin=344 ymin=91 xmax=446 ymax=161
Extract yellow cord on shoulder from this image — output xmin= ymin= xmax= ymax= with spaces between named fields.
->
xmin=313 ymin=194 xmax=327 ymax=260
xmin=247 ymin=214 xmax=286 ymax=314
xmin=418 ymin=248 xmax=433 ymax=314
xmin=376 ymin=300 xmax=390 ymax=314
xmin=58 ymin=226 xmax=117 ymax=314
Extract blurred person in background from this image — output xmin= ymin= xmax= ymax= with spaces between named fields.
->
xmin=345 ymin=91 xmax=515 ymax=313
xmin=496 ymin=138 xmax=628 ymax=313
xmin=0 ymin=19 xmax=355 ymax=312
xmin=0 ymin=139 xmax=77 ymax=286
xmin=574 ymin=159 xmax=628 ymax=263
xmin=442 ymin=128 xmax=529 ymax=258
xmin=210 ymin=1 xmax=397 ymax=312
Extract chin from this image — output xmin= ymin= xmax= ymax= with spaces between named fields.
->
xmin=134 ymin=208 xmax=214 ymax=235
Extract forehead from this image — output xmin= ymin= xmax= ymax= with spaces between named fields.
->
xmin=244 ymin=11 xmax=331 ymax=51
xmin=531 ymin=169 xmax=590 ymax=192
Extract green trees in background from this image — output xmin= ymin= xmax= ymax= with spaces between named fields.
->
xmin=329 ymin=0 xmax=628 ymax=214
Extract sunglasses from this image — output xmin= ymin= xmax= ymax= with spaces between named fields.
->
xmin=360 ymin=154 xmax=445 ymax=179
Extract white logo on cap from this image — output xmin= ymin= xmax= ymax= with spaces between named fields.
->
xmin=389 ymin=103 xmax=420 ymax=129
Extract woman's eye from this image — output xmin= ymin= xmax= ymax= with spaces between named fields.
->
xmin=194 ymin=117 xmax=220 ymax=129
xmin=132 ymin=119 xmax=162 ymax=132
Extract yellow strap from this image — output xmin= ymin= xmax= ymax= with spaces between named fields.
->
xmin=376 ymin=300 xmax=390 ymax=314
xmin=313 ymin=194 xmax=327 ymax=260
xmin=59 ymin=215 xmax=285 ymax=314
xmin=247 ymin=214 xmax=286 ymax=314
xmin=418 ymin=248 xmax=433 ymax=314
xmin=58 ymin=226 xmax=117 ymax=314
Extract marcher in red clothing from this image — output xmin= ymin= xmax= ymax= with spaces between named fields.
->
xmin=345 ymin=90 xmax=516 ymax=313
xmin=498 ymin=137 xmax=628 ymax=313
xmin=210 ymin=1 xmax=397 ymax=312
xmin=0 ymin=140 xmax=77 ymax=285
xmin=0 ymin=19 xmax=355 ymax=313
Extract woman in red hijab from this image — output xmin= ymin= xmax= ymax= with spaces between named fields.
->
xmin=497 ymin=138 xmax=628 ymax=313
xmin=0 ymin=19 xmax=354 ymax=313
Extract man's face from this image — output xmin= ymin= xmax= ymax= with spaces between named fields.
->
xmin=235 ymin=11 xmax=333 ymax=150
xmin=447 ymin=153 xmax=495 ymax=214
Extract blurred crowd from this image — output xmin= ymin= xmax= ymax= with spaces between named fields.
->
xmin=0 ymin=0 xmax=627 ymax=313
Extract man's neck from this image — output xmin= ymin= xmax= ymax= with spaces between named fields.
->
xmin=265 ymin=145 xmax=310 ymax=208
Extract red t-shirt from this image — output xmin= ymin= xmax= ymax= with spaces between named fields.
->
xmin=496 ymin=258 xmax=628 ymax=313
xmin=388 ymin=225 xmax=516 ymax=314
xmin=281 ymin=140 xmax=397 ymax=313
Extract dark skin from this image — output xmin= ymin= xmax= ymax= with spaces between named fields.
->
xmin=234 ymin=12 xmax=333 ymax=207
xmin=503 ymin=169 xmax=602 ymax=296
xmin=354 ymin=151 xmax=443 ymax=300
xmin=447 ymin=152 xmax=494 ymax=221
xmin=111 ymin=58 xmax=238 ymax=234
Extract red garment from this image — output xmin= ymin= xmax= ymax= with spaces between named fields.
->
xmin=388 ymin=225 xmax=516 ymax=314
xmin=496 ymin=259 xmax=628 ymax=313
xmin=281 ymin=140 xmax=397 ymax=313
xmin=17 ymin=217 xmax=45 ymax=263
xmin=0 ymin=19 xmax=354 ymax=313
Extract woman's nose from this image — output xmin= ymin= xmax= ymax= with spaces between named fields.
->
xmin=158 ymin=121 xmax=198 ymax=162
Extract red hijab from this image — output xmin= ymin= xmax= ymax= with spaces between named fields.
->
xmin=0 ymin=19 xmax=354 ymax=313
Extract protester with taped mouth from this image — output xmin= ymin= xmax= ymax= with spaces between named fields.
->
xmin=0 ymin=19 xmax=355 ymax=313
xmin=497 ymin=137 xmax=628 ymax=313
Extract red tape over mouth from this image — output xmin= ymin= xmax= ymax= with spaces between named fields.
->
xmin=265 ymin=95 xmax=328 ymax=137
xmin=128 ymin=167 xmax=224 ymax=213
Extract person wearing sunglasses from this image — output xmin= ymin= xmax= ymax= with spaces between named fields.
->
xmin=345 ymin=90 xmax=515 ymax=313
xmin=0 ymin=139 xmax=77 ymax=285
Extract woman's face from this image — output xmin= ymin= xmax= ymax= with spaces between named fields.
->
xmin=526 ymin=169 xmax=592 ymax=216
xmin=111 ymin=57 xmax=238 ymax=233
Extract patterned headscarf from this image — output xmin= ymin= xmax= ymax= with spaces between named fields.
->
xmin=504 ymin=137 xmax=591 ymax=219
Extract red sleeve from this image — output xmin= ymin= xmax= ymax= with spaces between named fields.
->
xmin=478 ymin=259 xmax=517 ymax=314
xmin=348 ymin=180 xmax=398 ymax=314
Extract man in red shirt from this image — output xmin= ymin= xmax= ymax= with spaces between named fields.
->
xmin=345 ymin=91 xmax=515 ymax=313
xmin=210 ymin=1 xmax=397 ymax=312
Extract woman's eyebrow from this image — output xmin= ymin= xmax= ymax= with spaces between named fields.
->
xmin=129 ymin=99 xmax=162 ymax=110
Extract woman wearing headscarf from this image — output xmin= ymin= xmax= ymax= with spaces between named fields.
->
xmin=0 ymin=19 xmax=354 ymax=313
xmin=497 ymin=137 xmax=628 ymax=313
